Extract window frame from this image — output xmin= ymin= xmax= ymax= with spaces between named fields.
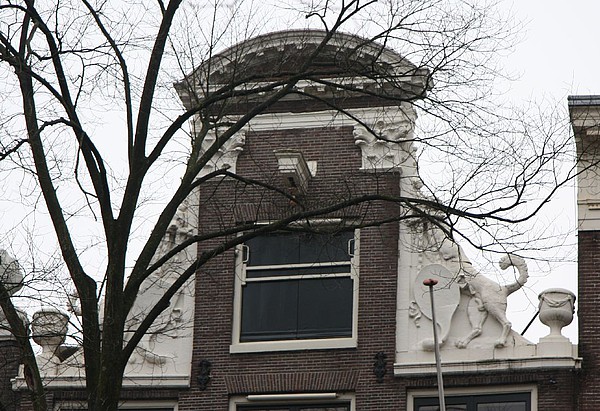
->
xmin=407 ymin=385 xmax=537 ymax=411
xmin=55 ymin=400 xmax=177 ymax=411
xmin=230 ymin=228 xmax=359 ymax=353
xmin=229 ymin=393 xmax=356 ymax=411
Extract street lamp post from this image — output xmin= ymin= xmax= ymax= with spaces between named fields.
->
xmin=423 ymin=278 xmax=446 ymax=411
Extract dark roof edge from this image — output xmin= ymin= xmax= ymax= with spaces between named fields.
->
xmin=568 ymin=95 xmax=600 ymax=107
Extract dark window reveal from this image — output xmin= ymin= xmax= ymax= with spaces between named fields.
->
xmin=240 ymin=231 xmax=356 ymax=342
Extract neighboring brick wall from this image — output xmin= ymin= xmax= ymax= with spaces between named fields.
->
xmin=0 ymin=339 xmax=20 ymax=411
xmin=577 ymin=230 xmax=600 ymax=410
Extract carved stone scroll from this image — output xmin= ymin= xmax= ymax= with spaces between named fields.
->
xmin=199 ymin=130 xmax=246 ymax=177
xmin=353 ymin=103 xmax=417 ymax=171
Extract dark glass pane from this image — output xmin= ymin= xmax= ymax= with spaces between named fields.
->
xmin=297 ymin=277 xmax=353 ymax=338
xmin=240 ymin=281 xmax=299 ymax=341
xmin=240 ymin=277 xmax=353 ymax=341
xmin=415 ymin=393 xmax=529 ymax=411
xmin=246 ymin=231 xmax=353 ymax=267
xmin=477 ymin=403 xmax=526 ymax=411
xmin=301 ymin=407 xmax=350 ymax=411
xmin=247 ymin=265 xmax=351 ymax=278
xmin=247 ymin=233 xmax=300 ymax=266
xmin=297 ymin=231 xmax=353 ymax=264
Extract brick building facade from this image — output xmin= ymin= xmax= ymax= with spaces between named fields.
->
xmin=569 ymin=95 xmax=600 ymax=411
xmin=0 ymin=31 xmax=589 ymax=411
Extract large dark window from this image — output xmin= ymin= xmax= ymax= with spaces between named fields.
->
xmin=414 ymin=392 xmax=531 ymax=411
xmin=239 ymin=230 xmax=356 ymax=342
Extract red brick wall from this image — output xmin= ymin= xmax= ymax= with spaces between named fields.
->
xmin=181 ymin=125 xmax=403 ymax=410
xmin=577 ymin=230 xmax=600 ymax=410
xmin=0 ymin=339 xmax=21 ymax=411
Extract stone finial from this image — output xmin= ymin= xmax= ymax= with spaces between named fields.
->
xmin=537 ymin=288 xmax=576 ymax=357
xmin=0 ymin=249 xmax=23 ymax=295
xmin=0 ymin=250 xmax=27 ymax=341
xmin=538 ymin=288 xmax=576 ymax=339
xmin=31 ymin=308 xmax=69 ymax=375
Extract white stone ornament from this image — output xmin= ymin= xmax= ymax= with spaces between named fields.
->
xmin=536 ymin=288 xmax=576 ymax=357
xmin=538 ymin=288 xmax=576 ymax=339
xmin=31 ymin=308 xmax=69 ymax=376
xmin=353 ymin=104 xmax=417 ymax=172
xmin=0 ymin=250 xmax=26 ymax=340
xmin=453 ymin=254 xmax=529 ymax=349
xmin=199 ymin=130 xmax=246 ymax=177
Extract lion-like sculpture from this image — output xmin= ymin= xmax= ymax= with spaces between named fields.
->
xmin=439 ymin=241 xmax=529 ymax=348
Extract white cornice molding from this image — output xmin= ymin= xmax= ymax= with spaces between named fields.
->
xmin=236 ymin=106 xmax=413 ymax=131
xmin=394 ymin=356 xmax=581 ymax=377
xmin=12 ymin=374 xmax=190 ymax=390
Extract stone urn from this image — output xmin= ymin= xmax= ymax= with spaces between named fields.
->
xmin=31 ymin=308 xmax=69 ymax=375
xmin=538 ymin=288 xmax=576 ymax=339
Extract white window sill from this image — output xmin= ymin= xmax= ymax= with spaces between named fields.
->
xmin=230 ymin=337 xmax=357 ymax=354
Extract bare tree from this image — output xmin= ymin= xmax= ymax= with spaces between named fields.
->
xmin=0 ymin=1 xmax=574 ymax=410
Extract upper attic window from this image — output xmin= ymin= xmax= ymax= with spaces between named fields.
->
xmin=231 ymin=229 xmax=359 ymax=353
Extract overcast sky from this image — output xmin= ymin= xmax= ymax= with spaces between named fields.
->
xmin=483 ymin=0 xmax=600 ymax=342
xmin=504 ymin=0 xmax=600 ymax=99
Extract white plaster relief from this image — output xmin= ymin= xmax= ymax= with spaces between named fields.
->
xmin=396 ymin=213 xmax=577 ymax=374
xmin=408 ymin=301 xmax=422 ymax=327
xmin=353 ymin=103 xmax=417 ymax=171
xmin=447 ymin=251 xmax=530 ymax=349
xmin=199 ymin=130 xmax=246 ymax=177
xmin=14 ymin=193 xmax=200 ymax=386
xmin=126 ymin=193 xmax=198 ymax=375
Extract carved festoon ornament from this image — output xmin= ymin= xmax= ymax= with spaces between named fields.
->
xmin=199 ymin=130 xmax=246 ymax=177
xmin=353 ymin=103 xmax=417 ymax=171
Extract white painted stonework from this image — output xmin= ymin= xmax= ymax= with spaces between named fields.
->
xmin=353 ymin=102 xmax=417 ymax=171
xmin=9 ymin=194 xmax=199 ymax=389
xmin=395 ymin=175 xmax=579 ymax=376
xmin=197 ymin=128 xmax=246 ymax=177
xmin=571 ymin=102 xmax=600 ymax=230
xmin=124 ymin=194 xmax=197 ymax=382
xmin=0 ymin=250 xmax=27 ymax=341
